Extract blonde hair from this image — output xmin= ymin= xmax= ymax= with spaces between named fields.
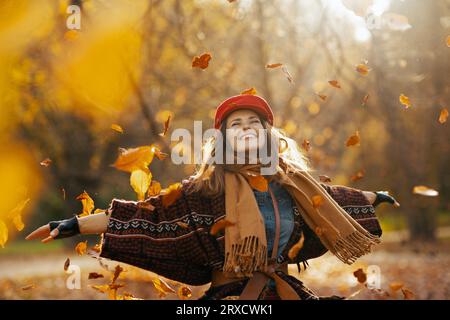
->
xmin=187 ymin=119 xmax=311 ymax=196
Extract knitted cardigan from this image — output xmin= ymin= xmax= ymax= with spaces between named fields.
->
xmin=99 ymin=180 xmax=382 ymax=289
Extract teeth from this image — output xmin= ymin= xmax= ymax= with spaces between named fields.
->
xmin=240 ymin=133 xmax=256 ymax=139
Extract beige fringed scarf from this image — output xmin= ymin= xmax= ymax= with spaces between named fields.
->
xmin=222 ymin=158 xmax=381 ymax=277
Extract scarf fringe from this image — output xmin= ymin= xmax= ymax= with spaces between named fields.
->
xmin=331 ymin=230 xmax=381 ymax=265
xmin=223 ymin=235 xmax=268 ymax=276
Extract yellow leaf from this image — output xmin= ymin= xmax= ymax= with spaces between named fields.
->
xmin=152 ymin=277 xmax=175 ymax=297
xmin=75 ymin=240 xmax=88 ymax=256
xmin=346 ymin=131 xmax=360 ymax=147
xmin=113 ymin=146 xmax=155 ymax=173
xmin=311 ymin=195 xmax=323 ymax=209
xmin=93 ymin=209 xmax=105 ymax=214
xmin=8 ymin=198 xmax=30 ymax=231
xmin=399 ymin=94 xmax=411 ymax=108
xmin=247 ymin=175 xmax=268 ymax=192
xmin=412 ymin=186 xmax=439 ymax=197
xmin=438 ymin=108 xmax=448 ymax=124
xmin=0 ymin=220 xmax=8 ymax=248
xmin=288 ymin=231 xmax=305 ymax=260
xmin=356 ymin=63 xmax=371 ymax=76
xmin=91 ymin=284 xmax=110 ymax=293
xmin=130 ymin=169 xmax=152 ymax=201
xmin=266 ymin=63 xmax=283 ymax=69
xmin=178 ymin=286 xmax=192 ymax=300
xmin=210 ymin=219 xmax=235 ymax=236
xmin=111 ymin=124 xmax=124 ymax=133
xmin=147 ymin=180 xmax=162 ymax=197
xmin=152 ymin=145 xmax=168 ymax=160
xmin=389 ymin=282 xmax=404 ymax=292
xmin=76 ymin=191 xmax=95 ymax=217
xmin=240 ymin=87 xmax=257 ymax=95
xmin=161 ymin=183 xmax=182 ymax=208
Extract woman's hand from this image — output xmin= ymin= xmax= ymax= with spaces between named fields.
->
xmin=25 ymin=216 xmax=80 ymax=243
xmin=363 ymin=190 xmax=400 ymax=208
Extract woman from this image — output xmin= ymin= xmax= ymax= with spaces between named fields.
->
xmin=26 ymin=94 xmax=398 ymax=300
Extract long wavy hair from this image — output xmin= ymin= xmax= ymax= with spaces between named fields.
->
xmin=187 ymin=115 xmax=311 ymax=196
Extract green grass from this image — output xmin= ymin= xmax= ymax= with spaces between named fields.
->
xmin=379 ymin=210 xmax=450 ymax=232
xmin=0 ymin=240 xmax=65 ymax=255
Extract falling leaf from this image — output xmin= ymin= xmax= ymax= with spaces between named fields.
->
xmin=153 ymin=145 xmax=168 ymax=160
xmin=178 ymin=286 xmax=192 ymax=300
xmin=176 ymin=221 xmax=189 ymax=229
xmin=159 ymin=115 xmax=171 ymax=137
xmin=21 ymin=284 xmax=35 ymax=291
xmin=112 ymin=265 xmax=124 ymax=284
xmin=302 ymin=139 xmax=311 ymax=152
xmin=447 ymin=35 xmax=450 ymax=48
xmin=328 ymin=80 xmax=341 ymax=89
xmin=64 ymin=258 xmax=70 ymax=271
xmin=75 ymin=241 xmax=88 ymax=256
xmin=389 ymin=282 xmax=404 ymax=292
xmin=40 ymin=158 xmax=52 ymax=167
xmin=319 ymin=175 xmax=332 ymax=183
xmin=7 ymin=198 xmax=30 ymax=231
xmin=148 ymin=180 xmax=162 ymax=197
xmin=88 ymin=272 xmax=104 ymax=279
xmin=91 ymin=284 xmax=111 ymax=294
xmin=353 ymin=268 xmax=367 ymax=284
xmin=241 ymin=87 xmax=257 ymax=95
xmin=282 ymin=66 xmax=294 ymax=83
xmin=438 ymin=108 xmax=448 ymax=124
xmin=351 ymin=170 xmax=365 ymax=182
xmin=192 ymin=52 xmax=212 ymax=70
xmin=152 ymin=277 xmax=176 ymax=297
xmin=210 ymin=219 xmax=235 ymax=236
xmin=76 ymin=191 xmax=95 ymax=217
xmin=317 ymin=94 xmax=327 ymax=101
xmin=61 ymin=188 xmax=66 ymax=200
xmin=288 ymin=231 xmax=305 ymax=260
xmin=399 ymin=94 xmax=411 ymax=109
xmin=113 ymin=146 xmax=155 ymax=173
xmin=130 ymin=169 xmax=152 ymax=201
xmin=247 ymin=175 xmax=268 ymax=192
xmin=402 ymin=288 xmax=415 ymax=300
xmin=161 ymin=182 xmax=182 ymax=208
xmin=266 ymin=63 xmax=283 ymax=69
xmin=412 ymin=186 xmax=439 ymax=197
xmin=0 ymin=220 xmax=8 ymax=248
xmin=90 ymin=243 xmax=102 ymax=253
xmin=361 ymin=94 xmax=370 ymax=107
xmin=111 ymin=124 xmax=124 ymax=134
xmin=356 ymin=64 xmax=371 ymax=76
xmin=311 ymin=195 xmax=323 ymax=209
xmin=346 ymin=131 xmax=360 ymax=147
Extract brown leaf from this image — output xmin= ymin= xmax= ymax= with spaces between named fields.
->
xmin=353 ymin=268 xmax=367 ymax=283
xmin=350 ymin=170 xmax=365 ymax=182
xmin=314 ymin=227 xmax=325 ymax=236
xmin=112 ymin=265 xmax=124 ymax=284
xmin=210 ymin=219 xmax=235 ymax=236
xmin=311 ymin=195 xmax=323 ymax=209
xmin=266 ymin=63 xmax=283 ymax=69
xmin=319 ymin=175 xmax=332 ymax=183
xmin=64 ymin=258 xmax=70 ymax=271
xmin=302 ymin=139 xmax=311 ymax=152
xmin=192 ymin=52 xmax=212 ymax=70
xmin=317 ymin=93 xmax=327 ymax=101
xmin=161 ymin=182 xmax=182 ymax=208
xmin=247 ymin=175 xmax=268 ymax=192
xmin=88 ymin=272 xmax=104 ymax=279
xmin=438 ymin=108 xmax=448 ymax=124
xmin=40 ymin=158 xmax=52 ymax=167
xmin=178 ymin=286 xmax=192 ymax=300
xmin=90 ymin=243 xmax=102 ymax=253
xmin=241 ymin=87 xmax=257 ymax=95
xmin=328 ymin=80 xmax=341 ymax=89
xmin=159 ymin=115 xmax=171 ymax=137
xmin=402 ymin=288 xmax=415 ymax=300
xmin=346 ymin=131 xmax=360 ymax=147
xmin=21 ymin=284 xmax=35 ymax=291
xmin=288 ymin=231 xmax=305 ymax=260
xmin=137 ymin=201 xmax=155 ymax=211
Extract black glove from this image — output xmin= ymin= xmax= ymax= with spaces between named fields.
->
xmin=49 ymin=216 xmax=80 ymax=239
xmin=372 ymin=191 xmax=400 ymax=208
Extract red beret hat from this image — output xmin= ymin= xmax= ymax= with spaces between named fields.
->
xmin=214 ymin=94 xmax=274 ymax=129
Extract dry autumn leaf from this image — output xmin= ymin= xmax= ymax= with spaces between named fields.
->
xmin=438 ymin=108 xmax=448 ymax=124
xmin=130 ymin=169 xmax=152 ymax=201
xmin=328 ymin=80 xmax=341 ymax=89
xmin=159 ymin=115 xmax=171 ymax=137
xmin=210 ymin=219 xmax=235 ymax=236
xmin=192 ymin=52 xmax=212 ymax=70
xmin=153 ymin=145 xmax=168 ymax=160
xmin=148 ymin=180 xmax=162 ymax=197
xmin=21 ymin=284 xmax=35 ymax=291
xmin=389 ymin=282 xmax=404 ymax=292
xmin=161 ymin=182 xmax=182 ymax=208
xmin=346 ymin=131 xmax=360 ymax=147
xmin=241 ymin=87 xmax=257 ymax=95
xmin=319 ymin=175 xmax=332 ymax=183
xmin=0 ymin=220 xmax=8 ymax=248
xmin=152 ymin=277 xmax=176 ymax=297
xmin=302 ymin=139 xmax=311 ymax=152
xmin=113 ymin=146 xmax=155 ymax=173
xmin=399 ymin=94 xmax=412 ymax=108
xmin=40 ymin=158 xmax=52 ymax=167
xmin=288 ymin=231 xmax=305 ymax=260
xmin=353 ymin=268 xmax=367 ymax=283
xmin=76 ymin=191 xmax=95 ymax=217
xmin=112 ymin=265 xmax=124 ymax=283
xmin=111 ymin=124 xmax=124 ymax=133
xmin=90 ymin=243 xmax=102 ymax=253
xmin=402 ymin=288 xmax=415 ymax=300
xmin=64 ymin=258 xmax=70 ymax=271
xmin=351 ymin=170 xmax=365 ymax=182
xmin=75 ymin=240 xmax=88 ymax=256
xmin=248 ymin=175 xmax=268 ymax=192
xmin=88 ymin=272 xmax=104 ymax=279
xmin=412 ymin=186 xmax=439 ymax=197
xmin=266 ymin=63 xmax=283 ymax=69
xmin=8 ymin=198 xmax=30 ymax=231
xmin=317 ymin=93 xmax=327 ymax=101
xmin=178 ymin=286 xmax=192 ymax=300
xmin=311 ymin=195 xmax=323 ymax=209
xmin=356 ymin=63 xmax=371 ymax=76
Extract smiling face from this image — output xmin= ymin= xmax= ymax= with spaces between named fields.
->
xmin=224 ymin=108 xmax=266 ymax=156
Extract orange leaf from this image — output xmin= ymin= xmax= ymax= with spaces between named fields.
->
xmin=75 ymin=240 xmax=88 ymax=256
xmin=148 ymin=180 xmax=162 ymax=197
xmin=76 ymin=191 xmax=95 ymax=217
xmin=402 ymin=288 xmax=415 ymax=300
xmin=288 ymin=231 xmax=305 ymax=260
xmin=113 ymin=146 xmax=155 ymax=173
xmin=248 ymin=175 xmax=268 ymax=192
xmin=311 ymin=195 xmax=323 ymax=209
xmin=152 ymin=277 xmax=175 ymax=297
xmin=317 ymin=94 xmax=327 ymax=101
xmin=159 ymin=115 xmax=171 ymax=137
xmin=161 ymin=183 xmax=182 ymax=208
xmin=412 ymin=186 xmax=439 ymax=197
xmin=438 ymin=108 xmax=448 ymax=124
xmin=447 ymin=35 xmax=450 ymax=48
xmin=240 ymin=87 xmax=257 ymax=95
xmin=64 ymin=258 xmax=70 ymax=271
xmin=328 ymin=80 xmax=341 ymax=89
xmin=356 ymin=63 xmax=371 ymax=76
xmin=389 ymin=282 xmax=404 ymax=292
xmin=40 ymin=158 xmax=52 ymax=167
xmin=302 ymin=139 xmax=311 ymax=152
xmin=399 ymin=94 xmax=411 ymax=109
xmin=266 ymin=63 xmax=283 ymax=69
xmin=353 ymin=268 xmax=367 ymax=283
xmin=210 ymin=219 xmax=235 ymax=236
xmin=346 ymin=131 xmax=360 ymax=147
xmin=178 ymin=286 xmax=192 ymax=300
xmin=350 ymin=170 xmax=365 ymax=182
xmin=111 ymin=124 xmax=124 ymax=134
xmin=153 ymin=145 xmax=168 ymax=160
xmin=192 ymin=52 xmax=212 ymax=70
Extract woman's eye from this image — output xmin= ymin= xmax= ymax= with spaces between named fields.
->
xmin=231 ymin=123 xmax=240 ymax=127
